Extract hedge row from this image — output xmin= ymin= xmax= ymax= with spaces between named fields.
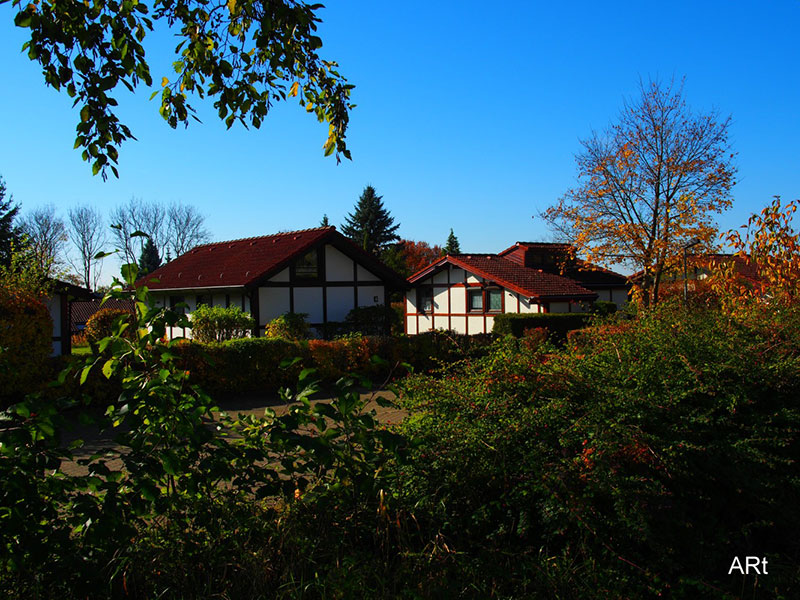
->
xmin=492 ymin=312 xmax=591 ymax=341
xmin=171 ymin=331 xmax=496 ymax=397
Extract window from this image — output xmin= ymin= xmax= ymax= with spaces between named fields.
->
xmin=487 ymin=289 xmax=502 ymax=312
xmin=294 ymin=249 xmax=319 ymax=279
xmin=196 ymin=294 xmax=209 ymax=308
xmin=417 ymin=288 xmax=433 ymax=313
xmin=468 ymin=288 xmax=483 ymax=312
xmin=169 ymin=295 xmax=186 ymax=314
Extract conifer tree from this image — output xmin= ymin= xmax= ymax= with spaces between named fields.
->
xmin=341 ymin=185 xmax=400 ymax=254
xmin=0 ymin=177 xmax=22 ymax=267
xmin=444 ymin=228 xmax=461 ymax=255
xmin=138 ymin=237 xmax=162 ymax=276
xmin=320 ymin=214 xmax=330 ymax=227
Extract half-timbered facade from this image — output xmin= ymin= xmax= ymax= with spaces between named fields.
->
xmin=406 ymin=242 xmax=630 ymax=335
xmin=140 ymin=227 xmax=406 ymax=339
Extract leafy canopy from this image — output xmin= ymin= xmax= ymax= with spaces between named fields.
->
xmin=544 ymin=78 xmax=736 ymax=306
xmin=341 ymin=185 xmax=400 ymax=255
xmin=10 ymin=0 xmax=353 ymax=178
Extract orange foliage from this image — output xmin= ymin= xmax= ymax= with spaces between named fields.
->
xmin=400 ymin=240 xmax=443 ymax=274
xmin=711 ymin=197 xmax=800 ymax=309
xmin=544 ymin=79 xmax=736 ymax=306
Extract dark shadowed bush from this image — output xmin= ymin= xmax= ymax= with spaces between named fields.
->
xmin=492 ymin=312 xmax=589 ymax=341
xmin=84 ymin=307 xmax=135 ymax=346
xmin=400 ymin=303 xmax=800 ymax=597
xmin=0 ymin=283 xmax=52 ymax=405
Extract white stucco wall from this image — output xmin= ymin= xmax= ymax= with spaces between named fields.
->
xmin=294 ymin=287 xmax=324 ymax=323
xmin=325 ymin=246 xmax=353 ymax=281
xmin=259 ymin=288 xmax=290 ymax=323
xmin=327 ymin=287 xmax=354 ymax=322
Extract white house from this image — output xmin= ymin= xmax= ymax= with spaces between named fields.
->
xmin=405 ymin=242 xmax=629 ymax=335
xmin=139 ymin=226 xmax=406 ymax=339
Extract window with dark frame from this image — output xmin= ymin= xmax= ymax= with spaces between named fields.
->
xmin=294 ymin=248 xmax=320 ymax=279
xmin=487 ymin=289 xmax=502 ymax=312
xmin=169 ymin=295 xmax=186 ymax=314
xmin=196 ymin=294 xmax=209 ymax=308
xmin=417 ymin=288 xmax=433 ymax=313
xmin=468 ymin=288 xmax=483 ymax=312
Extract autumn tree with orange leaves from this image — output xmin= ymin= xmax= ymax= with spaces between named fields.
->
xmin=711 ymin=196 xmax=800 ymax=309
xmin=544 ymin=79 xmax=737 ymax=306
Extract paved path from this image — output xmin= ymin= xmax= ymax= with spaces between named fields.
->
xmin=59 ymin=389 xmax=406 ymax=477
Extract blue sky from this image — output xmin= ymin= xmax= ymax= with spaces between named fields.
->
xmin=1 ymin=1 xmax=798 ymax=276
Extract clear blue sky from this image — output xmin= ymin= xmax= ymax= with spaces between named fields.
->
xmin=1 ymin=1 xmax=798 ymax=275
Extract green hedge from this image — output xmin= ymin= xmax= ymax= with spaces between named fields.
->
xmin=492 ymin=312 xmax=590 ymax=341
xmin=171 ymin=331 xmax=498 ymax=397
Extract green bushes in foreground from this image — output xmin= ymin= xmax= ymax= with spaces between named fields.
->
xmin=3 ymin=256 xmax=799 ymax=599
xmin=400 ymin=303 xmax=800 ymax=597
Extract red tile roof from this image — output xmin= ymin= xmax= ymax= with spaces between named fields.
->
xmin=409 ymin=254 xmax=598 ymax=301
xmin=137 ymin=227 xmax=405 ymax=291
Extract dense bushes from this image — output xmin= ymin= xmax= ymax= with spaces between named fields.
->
xmin=0 ymin=283 xmax=52 ymax=405
xmin=400 ymin=303 xmax=800 ymax=597
xmin=492 ymin=311 xmax=589 ymax=340
xmin=263 ymin=312 xmax=309 ymax=340
xmin=173 ymin=329 xmax=497 ymax=396
xmin=84 ymin=307 xmax=135 ymax=346
xmin=190 ymin=304 xmax=254 ymax=342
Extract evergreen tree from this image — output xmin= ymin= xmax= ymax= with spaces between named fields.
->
xmin=0 ymin=177 xmax=22 ymax=267
xmin=444 ymin=228 xmax=461 ymax=255
xmin=341 ymin=185 xmax=400 ymax=254
xmin=320 ymin=214 xmax=330 ymax=227
xmin=138 ymin=237 xmax=162 ymax=276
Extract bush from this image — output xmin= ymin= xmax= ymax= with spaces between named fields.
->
xmin=174 ymin=337 xmax=305 ymax=396
xmin=84 ymin=307 xmax=135 ymax=346
xmin=190 ymin=304 xmax=254 ymax=343
xmin=590 ymin=300 xmax=617 ymax=315
xmin=0 ymin=282 xmax=52 ymax=405
xmin=400 ymin=304 xmax=800 ymax=597
xmin=492 ymin=312 xmax=589 ymax=341
xmin=263 ymin=312 xmax=309 ymax=340
xmin=341 ymin=304 xmax=400 ymax=336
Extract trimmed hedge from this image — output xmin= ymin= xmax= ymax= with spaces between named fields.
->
xmin=172 ymin=330 xmax=497 ymax=397
xmin=492 ymin=312 xmax=590 ymax=341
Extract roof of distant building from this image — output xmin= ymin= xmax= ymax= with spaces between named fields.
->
xmin=137 ymin=226 xmax=406 ymax=291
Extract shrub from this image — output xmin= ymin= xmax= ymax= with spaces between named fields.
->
xmin=190 ymin=304 xmax=254 ymax=343
xmin=0 ymin=282 xmax=52 ymax=405
xmin=341 ymin=304 xmax=400 ymax=336
xmin=400 ymin=304 xmax=800 ymax=597
xmin=84 ymin=307 xmax=135 ymax=345
xmin=173 ymin=337 xmax=305 ymax=396
xmin=264 ymin=312 xmax=309 ymax=340
xmin=492 ymin=312 xmax=589 ymax=341
xmin=590 ymin=300 xmax=617 ymax=315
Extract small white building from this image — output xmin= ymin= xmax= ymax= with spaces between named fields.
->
xmin=46 ymin=280 xmax=95 ymax=355
xmin=140 ymin=227 xmax=406 ymax=339
xmin=405 ymin=242 xmax=629 ymax=335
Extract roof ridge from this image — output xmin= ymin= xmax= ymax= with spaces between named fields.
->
xmin=191 ymin=226 xmax=335 ymax=250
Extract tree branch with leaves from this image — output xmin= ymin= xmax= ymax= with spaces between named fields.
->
xmin=544 ymin=79 xmax=736 ymax=306
xmin=10 ymin=0 xmax=353 ymax=178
